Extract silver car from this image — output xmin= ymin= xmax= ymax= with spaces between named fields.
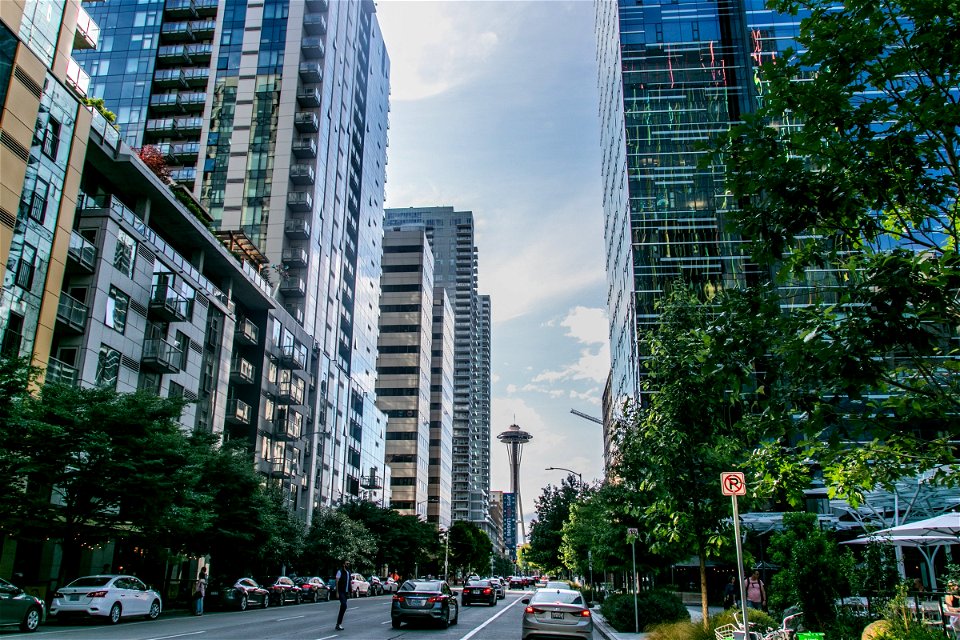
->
xmin=521 ymin=588 xmax=593 ymax=640
xmin=0 ymin=577 xmax=44 ymax=632
xmin=50 ymin=575 xmax=162 ymax=624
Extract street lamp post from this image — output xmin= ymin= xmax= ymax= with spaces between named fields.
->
xmin=545 ymin=466 xmax=583 ymax=487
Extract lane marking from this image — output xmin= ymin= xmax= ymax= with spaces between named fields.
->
xmin=314 ymin=635 xmax=339 ymax=640
xmin=458 ymin=596 xmax=524 ymax=640
xmin=144 ymin=632 xmax=207 ymax=640
xmin=276 ymin=614 xmax=306 ymax=621
xmin=381 ymin=620 xmax=390 ymax=624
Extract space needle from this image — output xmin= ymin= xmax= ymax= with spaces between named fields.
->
xmin=497 ymin=423 xmax=533 ymax=544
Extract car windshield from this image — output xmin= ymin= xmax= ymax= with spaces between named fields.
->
xmin=531 ymin=590 xmax=583 ymax=605
xmin=401 ymin=580 xmax=441 ymax=592
xmin=466 ymin=580 xmax=490 ymax=587
xmin=67 ymin=577 xmax=112 ymax=588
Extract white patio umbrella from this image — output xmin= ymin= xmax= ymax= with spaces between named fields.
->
xmin=842 ymin=534 xmax=957 ymax=590
xmin=872 ymin=513 xmax=960 ymax=538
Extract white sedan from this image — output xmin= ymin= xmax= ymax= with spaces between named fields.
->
xmin=50 ymin=575 xmax=162 ymax=624
xmin=350 ymin=573 xmax=371 ymax=597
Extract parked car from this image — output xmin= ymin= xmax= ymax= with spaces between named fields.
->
xmin=461 ymin=579 xmax=497 ymax=606
xmin=521 ymin=588 xmax=593 ymax=640
xmin=391 ymin=579 xmax=459 ymax=629
xmin=509 ymin=575 xmax=526 ymax=589
xmin=368 ymin=576 xmax=384 ymax=596
xmin=380 ymin=576 xmax=400 ymax=593
xmin=257 ymin=576 xmax=301 ymax=606
xmin=209 ymin=577 xmax=270 ymax=610
xmin=0 ymin=576 xmax=44 ymax=632
xmin=50 ymin=575 xmax=161 ymax=624
xmin=350 ymin=573 xmax=370 ymax=598
xmin=488 ymin=577 xmax=506 ymax=599
xmin=295 ymin=577 xmax=331 ymax=602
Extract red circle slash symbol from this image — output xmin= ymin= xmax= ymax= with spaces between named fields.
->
xmin=721 ymin=472 xmax=746 ymax=496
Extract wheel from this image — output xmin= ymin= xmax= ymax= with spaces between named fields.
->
xmin=277 ymin=593 xmax=284 ymax=606
xmin=490 ymin=596 xmax=496 ymax=606
xmin=439 ymin=606 xmax=451 ymax=629
xmin=325 ymin=590 xmax=331 ymax=602
xmin=239 ymin=595 xmax=248 ymax=611
xmin=148 ymin=599 xmax=161 ymax=620
xmin=313 ymin=591 xmax=319 ymax=603
xmin=295 ymin=593 xmax=302 ymax=605
xmin=451 ymin=602 xmax=459 ymax=626
xmin=262 ymin=595 xmax=270 ymax=609
xmin=108 ymin=602 xmax=122 ymax=624
xmin=392 ymin=619 xmax=402 ymax=629
xmin=20 ymin=606 xmax=41 ymax=632
xmin=352 ymin=588 xmax=358 ymax=598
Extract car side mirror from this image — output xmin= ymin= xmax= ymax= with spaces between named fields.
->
xmin=522 ymin=598 xmax=530 ymax=604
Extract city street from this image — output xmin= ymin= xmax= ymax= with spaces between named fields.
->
xmin=1 ymin=591 xmax=530 ymax=640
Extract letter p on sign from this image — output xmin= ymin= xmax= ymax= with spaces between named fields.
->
xmin=721 ymin=472 xmax=746 ymax=496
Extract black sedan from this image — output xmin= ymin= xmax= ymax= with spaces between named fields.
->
xmin=209 ymin=578 xmax=270 ymax=611
xmin=256 ymin=576 xmax=302 ymax=606
xmin=461 ymin=579 xmax=497 ymax=606
xmin=295 ymin=577 xmax=331 ymax=602
xmin=0 ymin=576 xmax=44 ymax=632
xmin=391 ymin=580 xmax=459 ymax=629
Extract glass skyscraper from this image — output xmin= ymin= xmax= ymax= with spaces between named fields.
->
xmin=596 ymin=0 xmax=803 ymax=404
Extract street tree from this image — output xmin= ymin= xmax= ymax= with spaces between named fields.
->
xmin=300 ymin=507 xmax=376 ymax=575
xmin=336 ymin=501 xmax=438 ymax=577
xmin=714 ymin=0 xmax=960 ymax=501
xmin=447 ymin=521 xmax=491 ymax=578
xmin=527 ymin=475 xmax=580 ymax=575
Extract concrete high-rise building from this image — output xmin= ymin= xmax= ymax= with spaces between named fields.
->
xmin=73 ymin=0 xmax=392 ymax=519
xmin=595 ymin=0 xmax=783 ymax=406
xmin=375 ymin=228 xmax=435 ymax=519
xmin=383 ymin=207 xmax=492 ymax=536
xmin=429 ymin=287 xmax=455 ymax=529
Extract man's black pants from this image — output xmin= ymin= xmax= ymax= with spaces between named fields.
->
xmin=337 ymin=593 xmax=348 ymax=626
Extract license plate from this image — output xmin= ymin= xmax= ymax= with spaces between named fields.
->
xmin=69 ymin=595 xmax=80 ymax=601
xmin=551 ymin=612 xmax=564 ymax=620
xmin=408 ymin=598 xmax=424 ymax=608
xmin=210 ymin=591 xmax=219 ymax=597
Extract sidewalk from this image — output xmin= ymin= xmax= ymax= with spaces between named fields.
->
xmin=593 ymin=604 xmax=725 ymax=640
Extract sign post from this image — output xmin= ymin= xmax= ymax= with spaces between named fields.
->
xmin=627 ymin=527 xmax=639 ymax=634
xmin=721 ymin=472 xmax=750 ymax=638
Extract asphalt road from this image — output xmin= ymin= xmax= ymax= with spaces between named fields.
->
xmin=1 ymin=590 xmax=532 ymax=640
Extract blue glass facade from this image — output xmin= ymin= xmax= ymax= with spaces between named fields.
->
xmin=596 ymin=0 xmax=803 ymax=403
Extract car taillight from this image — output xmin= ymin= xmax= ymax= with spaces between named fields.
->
xmin=580 ymin=609 xmax=592 ymax=617
xmin=483 ymin=588 xmax=492 ymax=594
xmin=427 ymin=596 xmax=442 ymax=603
xmin=393 ymin=595 xmax=403 ymax=602
xmin=87 ymin=590 xmax=108 ymax=598
xmin=53 ymin=592 xmax=63 ymax=599
xmin=525 ymin=606 xmax=535 ymax=613
xmin=463 ymin=588 xmax=471 ymax=593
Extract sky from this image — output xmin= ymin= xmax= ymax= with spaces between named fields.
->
xmin=375 ymin=1 xmax=609 ymax=527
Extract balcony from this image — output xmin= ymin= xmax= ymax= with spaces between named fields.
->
xmin=305 ymin=0 xmax=328 ymax=12
xmin=145 ymin=118 xmax=177 ymax=137
xmin=303 ymin=13 xmax=327 ymax=35
xmin=154 ymin=68 xmax=186 ymax=88
xmin=164 ymin=0 xmax=197 ymax=17
xmin=260 ymin=458 xmax=294 ymax=479
xmin=294 ymin=112 xmax=319 ymax=133
xmin=289 ymin=164 xmax=315 ymax=185
xmin=360 ymin=472 xmax=382 ymax=490
xmin=277 ymin=380 xmax=305 ymax=405
xmin=236 ymin=317 xmax=259 ymax=345
xmin=296 ymin=86 xmax=321 ymax=107
xmin=67 ymin=230 xmax=97 ymax=272
xmin=185 ymin=43 xmax=212 ymax=61
xmin=170 ymin=167 xmax=197 ymax=183
xmin=284 ymin=304 xmax=304 ymax=325
xmin=158 ymin=45 xmax=191 ymax=64
xmin=299 ymin=61 xmax=322 ymax=83
xmin=142 ymin=338 xmax=183 ymax=373
xmin=272 ymin=410 xmax=303 ymax=441
xmin=175 ymin=116 xmax=203 ymax=134
xmin=286 ymin=192 xmax=313 ymax=213
xmin=226 ymin=398 xmax=252 ymax=425
xmin=283 ymin=218 xmax=311 ymax=240
xmin=169 ymin=142 xmax=201 ymax=161
xmin=65 ymin=58 xmax=90 ymax=97
xmin=230 ymin=355 xmax=256 ymax=384
xmin=56 ymin=292 xmax=88 ymax=333
xmin=46 ymin=357 xmax=79 ymax=387
xmin=150 ymin=93 xmax=182 ymax=113
xmin=182 ymin=67 xmax=209 ymax=86
xmin=194 ymin=0 xmax=218 ymax=15
xmin=292 ymin=137 xmax=317 ymax=158
xmin=190 ymin=19 xmax=216 ymax=38
xmin=150 ymin=282 xmax=189 ymax=321
xmin=279 ymin=275 xmax=306 ymax=298
xmin=179 ymin=91 xmax=206 ymax=111
xmin=301 ymin=37 xmax=324 ymax=59
xmin=282 ymin=247 xmax=308 ymax=268
xmin=161 ymin=21 xmax=195 ymax=42
xmin=74 ymin=4 xmax=100 ymax=50
xmin=280 ymin=343 xmax=307 ymax=370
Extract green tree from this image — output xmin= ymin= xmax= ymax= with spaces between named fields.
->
xmin=447 ymin=521 xmax=491 ymax=578
xmin=300 ymin=507 xmax=376 ymax=575
xmin=713 ymin=0 xmax=960 ymax=501
xmin=337 ymin=501 xmax=438 ymax=576
xmin=527 ymin=475 xmax=580 ymax=574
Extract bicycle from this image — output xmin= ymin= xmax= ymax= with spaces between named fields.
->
xmin=715 ymin=611 xmax=806 ymax=640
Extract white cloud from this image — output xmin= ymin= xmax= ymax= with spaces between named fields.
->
xmin=561 ymin=306 xmax=609 ymax=346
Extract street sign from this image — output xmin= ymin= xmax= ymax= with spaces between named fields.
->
xmin=721 ymin=472 xmax=746 ymax=496
xmin=627 ymin=527 xmax=638 ymax=536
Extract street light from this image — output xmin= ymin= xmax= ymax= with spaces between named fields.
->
xmin=545 ymin=466 xmax=583 ymax=486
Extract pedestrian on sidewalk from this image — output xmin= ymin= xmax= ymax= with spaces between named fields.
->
xmin=723 ymin=575 xmax=739 ymax=609
xmin=335 ymin=560 xmax=351 ymax=630
xmin=744 ymin=570 xmax=766 ymax=611
xmin=194 ymin=567 xmax=207 ymax=616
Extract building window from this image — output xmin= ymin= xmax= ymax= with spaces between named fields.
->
xmin=28 ymin=179 xmax=49 ymax=223
xmin=168 ymin=381 xmax=184 ymax=399
xmin=106 ymin=286 xmax=129 ymax=333
xmin=96 ymin=345 xmax=120 ymax=389
xmin=175 ymin=331 xmax=189 ymax=370
xmin=15 ymin=243 xmax=37 ymax=290
xmin=1 ymin=313 xmax=24 ymax=357
xmin=138 ymin=371 xmax=161 ymax=394
xmin=114 ymin=229 xmax=137 ymax=277
xmin=41 ymin=118 xmax=61 ymax=160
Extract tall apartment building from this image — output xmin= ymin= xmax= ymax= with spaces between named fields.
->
xmin=595 ymin=0 xmax=785 ymax=405
xmin=73 ymin=0 xmax=392 ymax=518
xmin=429 ymin=287 xmax=454 ymax=529
xmin=0 ymin=0 xmax=99 ymax=366
xmin=376 ymin=229 xmax=435 ymax=519
xmin=383 ymin=207 xmax=493 ymax=536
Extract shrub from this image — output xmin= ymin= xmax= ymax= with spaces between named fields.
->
xmin=601 ymin=590 xmax=690 ymax=632
xmin=710 ymin=607 xmax=779 ymax=633
xmin=648 ymin=620 xmax=713 ymax=640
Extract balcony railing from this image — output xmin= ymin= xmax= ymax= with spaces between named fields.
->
xmin=277 ymin=381 xmax=305 ymax=405
xmin=287 ymin=192 xmax=313 ymax=213
xmin=282 ymin=247 xmax=308 ymax=268
xmin=74 ymin=4 xmax=100 ymax=50
xmin=56 ymin=292 xmax=88 ymax=332
xmin=296 ymin=86 xmax=321 ymax=107
xmin=236 ymin=317 xmax=259 ymax=345
xmin=303 ymin=14 xmax=327 ymax=35
xmin=230 ymin=356 xmax=256 ymax=384
xmin=67 ymin=230 xmax=97 ymax=272
xmin=46 ymin=358 xmax=79 ymax=387
xmin=150 ymin=282 xmax=189 ymax=321
xmin=299 ymin=61 xmax=322 ymax=83
xmin=301 ymin=37 xmax=324 ymax=59
xmin=290 ymin=164 xmax=315 ymax=185
xmin=273 ymin=410 xmax=303 ymax=441
xmin=65 ymin=58 xmax=90 ymax=97
xmin=294 ymin=112 xmax=319 ymax=132
xmin=280 ymin=343 xmax=307 ymax=370
xmin=142 ymin=338 xmax=183 ymax=373
xmin=279 ymin=276 xmax=306 ymax=298
xmin=292 ymin=137 xmax=317 ymax=158
xmin=226 ymin=398 xmax=252 ymax=424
